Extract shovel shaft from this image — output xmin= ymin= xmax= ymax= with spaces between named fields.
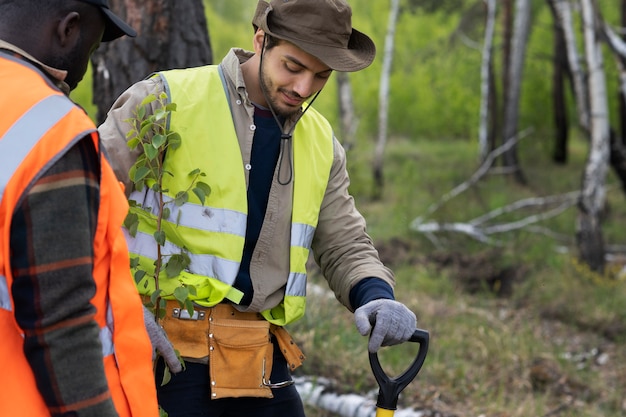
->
xmin=375 ymin=408 xmax=396 ymax=417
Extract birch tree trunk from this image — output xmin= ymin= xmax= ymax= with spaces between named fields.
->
xmin=478 ymin=0 xmax=497 ymax=162
xmin=618 ymin=0 xmax=626 ymax=144
xmin=502 ymin=0 xmax=531 ymax=184
xmin=577 ymin=0 xmax=609 ymax=272
xmin=552 ymin=0 xmax=590 ymax=132
xmin=90 ymin=0 xmax=212 ymax=124
xmin=337 ymin=72 xmax=357 ymax=150
xmin=373 ymin=0 xmax=401 ymax=199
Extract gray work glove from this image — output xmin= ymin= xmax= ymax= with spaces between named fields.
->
xmin=354 ymin=299 xmax=417 ymax=353
xmin=142 ymin=305 xmax=182 ymax=373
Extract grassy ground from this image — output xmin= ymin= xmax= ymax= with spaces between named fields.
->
xmin=290 ymin=133 xmax=626 ymax=417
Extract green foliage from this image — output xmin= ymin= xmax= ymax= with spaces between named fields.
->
xmin=123 ymin=93 xmax=211 ymax=379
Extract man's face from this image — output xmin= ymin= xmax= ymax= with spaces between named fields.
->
xmin=259 ymin=39 xmax=333 ymax=118
xmin=46 ymin=7 xmax=105 ymax=91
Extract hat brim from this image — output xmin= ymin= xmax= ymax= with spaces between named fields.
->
xmin=254 ymin=4 xmax=375 ymax=72
xmin=101 ymin=7 xmax=137 ymax=42
xmin=279 ymin=28 xmax=376 ymax=72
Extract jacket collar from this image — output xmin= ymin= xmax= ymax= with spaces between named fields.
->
xmin=0 ymin=39 xmax=70 ymax=94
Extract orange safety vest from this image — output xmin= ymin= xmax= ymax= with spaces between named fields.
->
xmin=0 ymin=53 xmax=158 ymax=417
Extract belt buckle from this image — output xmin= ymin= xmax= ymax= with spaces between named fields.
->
xmin=172 ymin=307 xmax=206 ymax=320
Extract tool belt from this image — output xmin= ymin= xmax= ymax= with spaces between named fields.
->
xmin=158 ymin=300 xmax=305 ymax=399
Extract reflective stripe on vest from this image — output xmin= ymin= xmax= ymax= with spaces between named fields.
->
xmin=126 ymin=65 xmax=333 ymax=325
xmin=0 ymin=95 xmax=75 ymax=311
xmin=0 ymin=93 xmax=117 ymax=357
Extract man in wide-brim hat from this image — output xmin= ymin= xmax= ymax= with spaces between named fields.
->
xmin=98 ymin=0 xmax=419 ymax=416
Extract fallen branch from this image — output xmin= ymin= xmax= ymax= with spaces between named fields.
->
xmin=295 ymin=376 xmax=430 ymax=417
xmin=411 ymin=127 xmax=534 ymax=226
xmin=409 ymin=128 xmax=584 ymax=245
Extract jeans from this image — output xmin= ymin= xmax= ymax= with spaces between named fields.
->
xmin=155 ymin=337 xmax=306 ymax=417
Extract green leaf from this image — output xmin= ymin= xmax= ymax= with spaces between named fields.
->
xmin=192 ymin=187 xmax=206 ymax=205
xmin=127 ymin=137 xmax=141 ymax=150
xmin=165 ymin=102 xmax=177 ymax=112
xmin=174 ymin=191 xmax=188 ymax=206
xmin=184 ymin=298 xmax=195 ymax=318
xmin=168 ymin=132 xmax=182 ymax=149
xmin=173 ymin=286 xmax=189 ymax=304
xmin=129 ymin=257 xmax=140 ymax=268
xmin=152 ymin=134 xmax=167 ymax=149
xmin=133 ymin=269 xmax=146 ymax=284
xmin=154 ymin=108 xmax=167 ymax=121
xmin=162 ymin=207 xmax=171 ymax=220
xmin=154 ymin=230 xmax=166 ymax=246
xmin=137 ymin=105 xmax=146 ymax=120
xmin=188 ymin=168 xmax=201 ymax=176
xmin=132 ymin=166 xmax=150 ymax=182
xmin=187 ymin=285 xmax=197 ymax=296
xmin=165 ymin=254 xmax=186 ymax=277
xmin=139 ymin=122 xmax=152 ymax=140
xmin=196 ymin=181 xmax=211 ymax=196
xmin=135 ymin=180 xmax=145 ymax=192
xmin=140 ymin=94 xmax=158 ymax=107
xmin=160 ymin=366 xmax=171 ymax=387
xmin=150 ymin=289 xmax=163 ymax=306
xmin=123 ymin=212 xmax=138 ymax=230
xmin=143 ymin=142 xmax=159 ymax=161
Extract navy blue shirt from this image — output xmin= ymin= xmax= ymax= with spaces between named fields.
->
xmin=233 ymin=105 xmax=394 ymax=309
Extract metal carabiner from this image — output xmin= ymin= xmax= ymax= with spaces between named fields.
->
xmin=369 ymin=329 xmax=430 ymax=416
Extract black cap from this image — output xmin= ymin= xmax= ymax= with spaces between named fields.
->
xmin=78 ymin=0 xmax=137 ymax=42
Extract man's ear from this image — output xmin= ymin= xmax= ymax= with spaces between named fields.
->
xmin=252 ymin=29 xmax=266 ymax=55
xmin=56 ymin=12 xmax=81 ymax=48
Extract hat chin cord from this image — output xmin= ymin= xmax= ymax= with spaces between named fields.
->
xmin=258 ymin=34 xmax=322 ymax=185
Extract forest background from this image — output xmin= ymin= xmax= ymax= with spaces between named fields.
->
xmin=72 ymin=1 xmax=626 ymax=416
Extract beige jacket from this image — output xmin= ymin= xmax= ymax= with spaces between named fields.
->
xmin=98 ymin=48 xmax=394 ymax=313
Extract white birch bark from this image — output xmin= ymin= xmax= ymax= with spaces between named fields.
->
xmin=373 ymin=0 xmax=401 ymax=192
xmin=478 ymin=0 xmax=497 ymax=161
xmin=337 ymin=72 xmax=357 ymax=149
xmin=577 ymin=0 xmax=609 ymax=271
xmin=552 ymin=0 xmax=590 ymax=131
xmin=502 ymin=0 xmax=531 ymax=147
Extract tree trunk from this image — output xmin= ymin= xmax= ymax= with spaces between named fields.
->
xmin=502 ymin=0 xmax=531 ymax=184
xmin=552 ymin=0 xmax=590 ymax=132
xmin=90 ymin=0 xmax=212 ymax=125
xmin=373 ymin=0 xmax=401 ymax=199
xmin=478 ymin=0 xmax=497 ymax=162
xmin=577 ymin=0 xmax=609 ymax=273
xmin=618 ymin=0 xmax=626 ymax=144
xmin=337 ymin=72 xmax=357 ymax=150
xmin=547 ymin=0 xmax=569 ymax=164
xmin=501 ymin=0 xmax=512 ymax=155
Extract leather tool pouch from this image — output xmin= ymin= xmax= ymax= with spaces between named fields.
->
xmin=270 ymin=325 xmax=306 ymax=371
xmin=209 ymin=307 xmax=274 ymax=399
xmin=160 ymin=302 xmax=210 ymax=359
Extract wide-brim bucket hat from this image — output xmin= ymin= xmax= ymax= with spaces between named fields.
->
xmin=252 ymin=0 xmax=376 ymax=72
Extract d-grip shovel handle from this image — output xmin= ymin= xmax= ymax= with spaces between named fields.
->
xmin=369 ymin=329 xmax=429 ymax=412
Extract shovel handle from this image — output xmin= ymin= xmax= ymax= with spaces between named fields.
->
xmin=369 ymin=329 xmax=429 ymax=412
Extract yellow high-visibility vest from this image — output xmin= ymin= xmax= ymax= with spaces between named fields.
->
xmin=127 ymin=65 xmax=333 ymax=325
